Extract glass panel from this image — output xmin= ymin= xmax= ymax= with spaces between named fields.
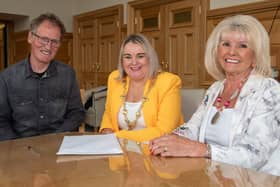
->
xmin=143 ymin=17 xmax=158 ymax=29
xmin=173 ymin=10 xmax=192 ymax=24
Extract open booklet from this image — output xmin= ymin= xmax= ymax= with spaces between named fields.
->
xmin=56 ymin=134 xmax=123 ymax=155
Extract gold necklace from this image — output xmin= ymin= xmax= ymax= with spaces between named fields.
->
xmin=121 ymin=80 xmax=152 ymax=130
xmin=122 ymin=97 xmax=148 ymax=130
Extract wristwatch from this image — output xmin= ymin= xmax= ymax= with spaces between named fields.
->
xmin=205 ymin=144 xmax=212 ymax=158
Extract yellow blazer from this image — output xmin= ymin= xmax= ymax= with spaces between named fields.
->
xmin=100 ymin=70 xmax=184 ymax=142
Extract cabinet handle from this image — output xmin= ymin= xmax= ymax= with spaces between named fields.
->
xmin=164 ymin=62 xmax=169 ymax=70
xmin=161 ymin=61 xmax=169 ymax=70
xmin=161 ymin=61 xmax=165 ymax=68
xmin=96 ymin=63 xmax=100 ymax=71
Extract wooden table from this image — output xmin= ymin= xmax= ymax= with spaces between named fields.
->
xmin=0 ymin=133 xmax=279 ymax=187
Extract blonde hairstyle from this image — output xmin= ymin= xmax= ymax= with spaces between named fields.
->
xmin=117 ymin=33 xmax=160 ymax=80
xmin=205 ymin=15 xmax=272 ymax=80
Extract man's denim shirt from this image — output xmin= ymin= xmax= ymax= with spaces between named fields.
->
xmin=0 ymin=58 xmax=85 ymax=140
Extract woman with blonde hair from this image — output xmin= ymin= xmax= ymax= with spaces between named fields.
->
xmin=100 ymin=33 xmax=183 ymax=142
xmin=150 ymin=15 xmax=280 ymax=176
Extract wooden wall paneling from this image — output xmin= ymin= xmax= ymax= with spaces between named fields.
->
xmin=56 ymin=33 xmax=73 ymax=67
xmin=165 ymin=0 xmax=203 ymax=88
xmin=12 ymin=30 xmax=29 ymax=64
xmin=73 ymin=5 xmax=123 ymax=89
xmin=0 ymin=28 xmax=3 ymax=71
xmin=97 ymin=14 xmax=119 ymax=86
xmin=76 ymin=18 xmax=97 ymax=89
xmin=121 ymin=24 xmax=127 ymax=42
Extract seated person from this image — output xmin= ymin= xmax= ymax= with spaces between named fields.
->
xmin=0 ymin=13 xmax=85 ymax=141
xmin=100 ymin=34 xmax=183 ymax=142
xmin=149 ymin=15 xmax=280 ymax=176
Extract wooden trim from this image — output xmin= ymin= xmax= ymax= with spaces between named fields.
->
xmin=127 ymin=0 xmax=182 ymax=34
xmin=5 ymin=21 xmax=14 ymax=66
xmin=74 ymin=4 xmax=123 ymax=19
xmin=11 ymin=29 xmax=28 ymax=65
xmin=208 ymin=0 xmax=280 ymax=18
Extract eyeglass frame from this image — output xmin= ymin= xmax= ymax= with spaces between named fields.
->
xmin=31 ymin=32 xmax=61 ymax=48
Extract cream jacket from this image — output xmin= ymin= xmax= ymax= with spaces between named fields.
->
xmin=174 ymin=74 xmax=280 ymax=175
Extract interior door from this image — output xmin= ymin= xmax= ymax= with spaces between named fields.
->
xmin=96 ymin=14 xmax=120 ymax=86
xmin=77 ymin=19 xmax=97 ymax=89
xmin=165 ymin=0 xmax=202 ymax=88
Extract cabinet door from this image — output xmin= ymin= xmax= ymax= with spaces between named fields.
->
xmin=77 ymin=19 xmax=97 ymax=89
xmin=134 ymin=5 xmax=166 ymax=70
xmin=96 ymin=14 xmax=120 ymax=86
xmin=56 ymin=33 xmax=73 ymax=66
xmin=165 ymin=0 xmax=201 ymax=88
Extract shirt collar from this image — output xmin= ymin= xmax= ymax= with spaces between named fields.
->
xmin=24 ymin=55 xmax=57 ymax=79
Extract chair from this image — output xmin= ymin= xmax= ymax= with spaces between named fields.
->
xmin=84 ymin=86 xmax=107 ymax=132
xmin=181 ymin=89 xmax=205 ymax=122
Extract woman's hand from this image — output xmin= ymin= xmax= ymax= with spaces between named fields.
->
xmin=149 ymin=134 xmax=207 ymax=157
xmin=100 ymin=128 xmax=114 ymax=134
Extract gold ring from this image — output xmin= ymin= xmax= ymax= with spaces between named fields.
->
xmin=164 ymin=146 xmax=168 ymax=152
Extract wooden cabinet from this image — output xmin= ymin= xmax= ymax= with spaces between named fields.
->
xmin=0 ymin=28 xmax=4 ymax=71
xmin=203 ymin=0 xmax=280 ymax=85
xmin=12 ymin=31 xmax=29 ymax=64
xmin=128 ymin=0 xmax=207 ymax=88
xmin=56 ymin=33 xmax=73 ymax=66
xmin=73 ymin=5 xmax=123 ymax=89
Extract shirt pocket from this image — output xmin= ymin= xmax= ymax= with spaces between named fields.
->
xmin=48 ymin=88 xmax=68 ymax=121
xmin=11 ymin=94 xmax=35 ymax=121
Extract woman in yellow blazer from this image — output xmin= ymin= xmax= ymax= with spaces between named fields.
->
xmin=100 ymin=34 xmax=183 ymax=142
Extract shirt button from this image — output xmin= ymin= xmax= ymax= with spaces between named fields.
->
xmin=40 ymin=115 xmax=44 ymax=119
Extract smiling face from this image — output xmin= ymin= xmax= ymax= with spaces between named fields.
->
xmin=122 ymin=42 xmax=149 ymax=82
xmin=28 ymin=20 xmax=61 ymax=67
xmin=217 ymin=31 xmax=256 ymax=79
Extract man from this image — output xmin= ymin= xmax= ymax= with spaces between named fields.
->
xmin=0 ymin=13 xmax=85 ymax=141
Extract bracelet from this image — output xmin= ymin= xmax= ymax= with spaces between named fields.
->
xmin=205 ymin=144 xmax=212 ymax=158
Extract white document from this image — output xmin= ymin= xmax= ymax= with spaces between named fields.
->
xmin=56 ymin=134 xmax=123 ymax=155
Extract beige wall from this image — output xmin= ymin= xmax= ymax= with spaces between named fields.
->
xmin=0 ymin=0 xmax=75 ymax=32
xmin=0 ymin=0 xmax=267 ymax=32
xmin=210 ymin=0 xmax=266 ymax=9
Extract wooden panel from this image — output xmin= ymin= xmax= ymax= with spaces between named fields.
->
xmin=80 ymin=39 xmax=96 ymax=73
xmin=166 ymin=0 xmax=201 ymax=88
xmin=73 ymin=4 xmax=123 ymax=89
xmin=121 ymin=24 xmax=127 ymax=41
xmin=12 ymin=30 xmax=29 ymax=64
xmin=97 ymin=14 xmax=120 ymax=73
xmin=56 ymin=33 xmax=73 ymax=66
xmin=0 ymin=28 xmax=3 ymax=71
xmin=79 ymin=20 xmax=95 ymax=39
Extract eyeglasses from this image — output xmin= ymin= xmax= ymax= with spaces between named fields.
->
xmin=31 ymin=32 xmax=61 ymax=48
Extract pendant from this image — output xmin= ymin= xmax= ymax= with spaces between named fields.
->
xmin=128 ymin=121 xmax=137 ymax=130
xmin=211 ymin=111 xmax=220 ymax=125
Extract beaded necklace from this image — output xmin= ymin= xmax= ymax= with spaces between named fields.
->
xmin=121 ymin=79 xmax=153 ymax=130
xmin=211 ymin=77 xmax=248 ymax=125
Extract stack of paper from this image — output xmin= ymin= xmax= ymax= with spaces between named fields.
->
xmin=56 ymin=134 xmax=123 ymax=155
